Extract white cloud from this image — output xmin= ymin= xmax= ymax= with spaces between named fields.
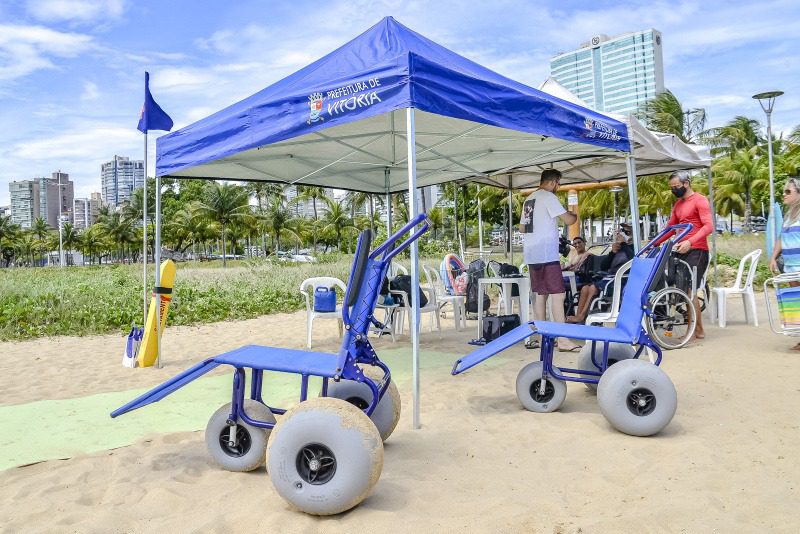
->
xmin=0 ymin=24 xmax=93 ymax=81
xmin=12 ymin=125 xmax=137 ymax=160
xmin=81 ymin=81 xmax=99 ymax=101
xmin=694 ymin=94 xmax=748 ymax=108
xmin=26 ymin=0 xmax=126 ymax=23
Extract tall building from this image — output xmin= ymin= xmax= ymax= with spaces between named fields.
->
xmin=101 ymin=155 xmax=144 ymax=207
xmin=550 ymin=29 xmax=664 ymax=115
xmin=0 ymin=206 xmax=10 ymax=218
xmin=9 ymin=180 xmax=40 ymax=229
xmin=39 ymin=171 xmax=74 ymax=228
xmin=73 ymin=193 xmax=103 ymax=229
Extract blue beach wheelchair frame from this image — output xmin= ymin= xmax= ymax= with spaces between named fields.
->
xmin=452 ymin=224 xmax=693 ymax=437
xmin=111 ymin=214 xmax=430 ymax=516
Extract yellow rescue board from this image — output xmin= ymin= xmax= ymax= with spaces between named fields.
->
xmin=136 ymin=260 xmax=177 ymax=368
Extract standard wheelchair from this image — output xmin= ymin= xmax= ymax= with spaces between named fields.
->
xmin=452 ymin=225 xmax=693 ymax=437
xmin=111 ymin=214 xmax=430 ymax=516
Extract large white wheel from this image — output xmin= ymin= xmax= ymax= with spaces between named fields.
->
xmin=577 ymin=343 xmax=636 ymax=392
xmin=325 ymin=366 xmax=401 ymax=441
xmin=597 ymin=359 xmax=677 ymax=436
xmin=267 ymin=397 xmax=384 ymax=515
xmin=205 ymin=399 xmax=276 ymax=472
xmin=645 ymin=287 xmax=696 ymax=350
xmin=515 ymin=361 xmax=567 ymax=413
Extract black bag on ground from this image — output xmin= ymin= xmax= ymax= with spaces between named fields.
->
xmin=482 ymin=314 xmax=521 ymax=342
xmin=465 ymin=259 xmax=491 ymax=313
xmin=389 ymin=275 xmax=428 ymax=307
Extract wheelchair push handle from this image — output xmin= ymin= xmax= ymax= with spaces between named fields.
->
xmin=638 ymin=224 xmax=693 ymax=257
xmin=372 ymin=213 xmax=431 ymax=262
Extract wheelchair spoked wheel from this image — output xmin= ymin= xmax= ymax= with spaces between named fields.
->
xmin=515 ymin=361 xmax=567 ymax=412
xmin=205 ymin=399 xmax=276 ymax=472
xmin=325 ymin=366 xmax=402 ymax=441
xmin=267 ymin=397 xmax=384 ymax=515
xmin=645 ymin=287 xmax=696 ymax=350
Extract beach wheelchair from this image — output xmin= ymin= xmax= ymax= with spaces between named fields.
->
xmin=111 ymin=214 xmax=430 ymax=515
xmin=452 ymin=225 xmax=692 ymax=437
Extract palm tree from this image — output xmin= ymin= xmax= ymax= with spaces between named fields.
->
xmin=61 ymin=223 xmax=79 ymax=262
xmin=704 ymin=116 xmax=763 ymax=157
xmin=0 ymin=216 xmax=20 ymax=267
xmin=99 ymin=212 xmax=135 ymax=263
xmin=713 ymin=146 xmax=769 ymax=231
xmin=31 ymin=217 xmax=49 ymax=266
xmin=638 ymin=90 xmax=705 ymax=143
xmin=427 ymin=207 xmax=443 ymax=239
xmin=81 ymin=225 xmax=106 ymax=264
xmin=322 ymin=198 xmax=356 ymax=252
xmin=263 ymin=195 xmax=293 ymax=253
xmin=196 ymin=182 xmax=250 ymax=267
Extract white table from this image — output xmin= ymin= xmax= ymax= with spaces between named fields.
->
xmin=477 ymin=276 xmax=530 ymax=340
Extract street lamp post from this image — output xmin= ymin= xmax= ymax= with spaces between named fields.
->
xmin=752 ymin=90 xmax=783 ymax=250
xmin=57 ymin=174 xmax=65 ymax=268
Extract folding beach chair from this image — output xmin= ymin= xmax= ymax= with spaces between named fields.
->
xmin=452 ymin=224 xmax=693 ymax=437
xmin=111 ymin=214 xmax=430 ymax=516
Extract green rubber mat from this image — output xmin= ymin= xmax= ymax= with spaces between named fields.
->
xmin=0 ymin=347 xmax=479 ymax=470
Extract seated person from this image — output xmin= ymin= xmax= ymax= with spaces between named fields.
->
xmin=562 ymin=236 xmax=593 ymax=272
xmin=567 ymin=226 xmax=634 ymax=323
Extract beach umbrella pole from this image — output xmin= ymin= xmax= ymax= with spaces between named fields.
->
xmin=707 ymin=166 xmax=717 ymax=288
xmin=406 ymin=108 xmax=421 ymax=430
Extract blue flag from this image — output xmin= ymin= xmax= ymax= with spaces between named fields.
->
xmin=137 ymin=72 xmax=173 ymax=133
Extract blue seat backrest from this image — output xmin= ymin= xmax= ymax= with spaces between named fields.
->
xmin=615 ymin=257 xmax=656 ymax=339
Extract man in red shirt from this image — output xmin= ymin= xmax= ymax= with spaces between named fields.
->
xmin=663 ymin=170 xmax=713 ymax=340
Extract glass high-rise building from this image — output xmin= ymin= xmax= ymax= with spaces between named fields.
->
xmin=101 ymin=155 xmax=144 ymax=207
xmin=550 ymin=29 xmax=664 ymax=116
xmin=9 ymin=180 xmax=40 ymax=229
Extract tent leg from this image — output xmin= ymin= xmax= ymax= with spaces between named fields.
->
xmin=625 ymin=154 xmax=641 ymax=253
xmin=385 ymin=168 xmax=392 ymax=237
xmin=508 ymin=174 xmax=513 ymax=264
xmin=406 ymin=108 xmax=421 ymax=431
xmin=154 ymin=175 xmax=162 ymax=369
xmin=707 ymin=166 xmax=717 ymax=288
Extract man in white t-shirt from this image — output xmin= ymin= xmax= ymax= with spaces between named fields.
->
xmin=518 ymin=169 xmax=579 ymax=351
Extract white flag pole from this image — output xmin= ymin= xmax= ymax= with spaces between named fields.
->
xmin=142 ymin=132 xmax=148 ymax=328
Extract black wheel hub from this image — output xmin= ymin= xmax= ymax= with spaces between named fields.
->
xmin=345 ymin=396 xmax=370 ymax=410
xmin=627 ymin=388 xmax=656 ymax=416
xmin=296 ymin=443 xmax=337 ymax=485
xmin=218 ymin=425 xmax=252 ymax=457
xmin=529 ymin=379 xmax=555 ymax=403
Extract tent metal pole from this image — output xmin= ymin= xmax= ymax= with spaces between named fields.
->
xmin=142 ymin=133 xmax=148 ymax=329
xmin=707 ymin=166 xmax=717 ymax=288
xmin=625 ymin=154 xmax=641 ymax=253
xmin=384 ymin=168 xmax=391 ymax=237
xmin=154 ymin=175 xmax=162 ymax=368
xmin=508 ymin=174 xmax=513 ymax=263
xmin=477 ymin=185 xmax=483 ymax=252
xmin=406 ymin=108 xmax=421 ymax=430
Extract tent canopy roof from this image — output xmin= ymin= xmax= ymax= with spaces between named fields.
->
xmin=466 ymin=78 xmax=710 ymax=190
xmin=156 ymin=17 xmax=630 ymax=192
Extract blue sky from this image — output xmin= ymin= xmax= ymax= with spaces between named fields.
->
xmin=1 ymin=0 xmax=799 ymax=205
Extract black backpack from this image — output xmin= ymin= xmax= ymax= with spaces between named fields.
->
xmin=465 ymin=259 xmax=491 ymax=314
xmin=389 ymin=275 xmax=428 ymax=308
xmin=489 ymin=261 xmax=522 ymax=297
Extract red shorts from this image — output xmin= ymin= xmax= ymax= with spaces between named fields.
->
xmin=528 ymin=262 xmax=565 ymax=295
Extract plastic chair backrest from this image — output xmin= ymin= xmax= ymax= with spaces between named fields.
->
xmin=423 ymin=264 xmax=443 ymax=294
xmin=737 ymin=249 xmax=762 ymax=290
xmin=605 ymin=259 xmax=633 ymax=315
xmin=300 ymin=277 xmax=347 ymax=307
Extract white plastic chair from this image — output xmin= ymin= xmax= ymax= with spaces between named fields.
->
xmin=391 ymin=271 xmax=441 ymax=336
xmin=585 ymin=259 xmax=633 ymax=326
xmin=423 ymin=264 xmax=466 ymax=330
xmin=300 ymin=277 xmax=347 ymax=348
xmin=388 ymin=262 xmax=408 ymax=278
xmin=711 ymin=249 xmax=762 ymax=327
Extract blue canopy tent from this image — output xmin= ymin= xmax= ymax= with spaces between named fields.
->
xmin=152 ymin=16 xmax=631 ymax=429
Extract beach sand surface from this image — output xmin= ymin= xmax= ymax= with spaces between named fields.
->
xmin=1 ymin=301 xmax=798 ymax=533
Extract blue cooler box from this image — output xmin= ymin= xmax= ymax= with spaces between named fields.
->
xmin=314 ymin=287 xmax=337 ymax=312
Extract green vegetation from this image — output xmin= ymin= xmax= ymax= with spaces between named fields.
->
xmin=0 ymin=258 xmax=351 ymax=340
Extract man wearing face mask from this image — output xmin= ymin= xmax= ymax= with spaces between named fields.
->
xmin=661 ymin=170 xmax=713 ymax=340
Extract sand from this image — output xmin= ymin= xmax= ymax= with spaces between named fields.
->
xmin=1 ymin=300 xmax=798 ymax=533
